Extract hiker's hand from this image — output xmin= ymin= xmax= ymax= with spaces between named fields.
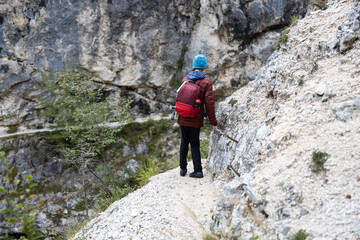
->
xmin=211 ymin=125 xmax=215 ymax=129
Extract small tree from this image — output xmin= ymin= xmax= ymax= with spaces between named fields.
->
xmin=38 ymin=70 xmax=131 ymax=212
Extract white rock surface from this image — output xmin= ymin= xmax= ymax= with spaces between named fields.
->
xmin=314 ymin=82 xmax=327 ymax=96
xmin=207 ymin=1 xmax=360 ymax=239
xmin=73 ymin=161 xmax=218 ymax=240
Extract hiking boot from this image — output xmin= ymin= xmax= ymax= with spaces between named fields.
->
xmin=189 ymin=171 xmax=203 ymax=178
xmin=180 ymin=168 xmax=187 ymax=176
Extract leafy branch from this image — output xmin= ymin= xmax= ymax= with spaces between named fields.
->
xmin=0 ymin=147 xmax=44 ymax=240
xmin=38 ymin=70 xmax=132 ymax=214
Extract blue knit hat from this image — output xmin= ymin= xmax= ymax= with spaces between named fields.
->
xmin=192 ymin=54 xmax=207 ymax=69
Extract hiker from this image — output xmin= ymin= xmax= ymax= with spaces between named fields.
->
xmin=177 ymin=54 xmax=218 ymax=178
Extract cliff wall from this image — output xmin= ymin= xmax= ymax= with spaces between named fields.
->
xmin=208 ymin=1 xmax=360 ymax=239
xmin=0 ymin=0 xmax=309 ymax=132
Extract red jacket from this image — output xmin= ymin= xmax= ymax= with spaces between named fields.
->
xmin=177 ymin=76 xmax=218 ymax=128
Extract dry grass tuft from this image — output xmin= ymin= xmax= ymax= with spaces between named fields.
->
xmin=181 ymin=202 xmax=221 ymax=240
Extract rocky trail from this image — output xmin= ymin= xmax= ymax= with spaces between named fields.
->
xmin=73 ymin=160 xmax=218 ymax=240
xmin=0 ymin=115 xmax=168 ymax=139
xmin=0 ymin=128 xmax=56 ymax=139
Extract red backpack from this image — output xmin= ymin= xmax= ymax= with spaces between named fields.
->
xmin=175 ymin=77 xmax=203 ymax=118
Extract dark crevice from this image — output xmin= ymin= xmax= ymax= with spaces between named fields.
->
xmin=4 ymin=78 xmax=32 ymax=94
xmin=243 ymin=23 xmax=287 ymax=45
xmin=39 ymin=0 xmax=47 ymax=8
xmin=0 ymin=64 xmax=9 ymax=73
xmin=0 ymin=233 xmax=26 ymax=239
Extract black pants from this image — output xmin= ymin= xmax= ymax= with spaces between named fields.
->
xmin=180 ymin=125 xmax=202 ymax=172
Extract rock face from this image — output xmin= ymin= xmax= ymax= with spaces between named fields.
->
xmin=0 ymin=134 xmax=84 ymax=236
xmin=0 ymin=0 xmax=309 ymax=132
xmin=208 ymin=1 xmax=360 ymax=239
xmin=0 ymin=118 xmax=180 ymax=236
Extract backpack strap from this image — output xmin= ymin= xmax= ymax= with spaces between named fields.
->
xmin=177 ymin=77 xmax=203 ymax=93
xmin=176 ymin=79 xmax=189 ymax=93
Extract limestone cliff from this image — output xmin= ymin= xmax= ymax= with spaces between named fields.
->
xmin=208 ymin=1 xmax=360 ymax=239
xmin=0 ymin=0 xmax=309 ymax=133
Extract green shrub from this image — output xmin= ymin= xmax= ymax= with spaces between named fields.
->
xmin=200 ymin=138 xmax=210 ymax=159
xmin=0 ymin=147 xmax=44 ymax=240
xmin=290 ymin=15 xmax=299 ymax=25
xmin=228 ymin=98 xmax=238 ymax=107
xmin=134 ymin=160 xmax=160 ymax=186
xmin=274 ymin=28 xmax=290 ymax=50
xmin=21 ymin=215 xmax=44 ymax=240
xmin=7 ymin=124 xmax=19 ymax=134
xmin=291 ymin=229 xmax=307 ymax=240
xmin=311 ymin=151 xmax=329 ymax=173
xmin=38 ymin=70 xmax=131 ymax=199
xmin=298 ymin=78 xmax=304 ymax=86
